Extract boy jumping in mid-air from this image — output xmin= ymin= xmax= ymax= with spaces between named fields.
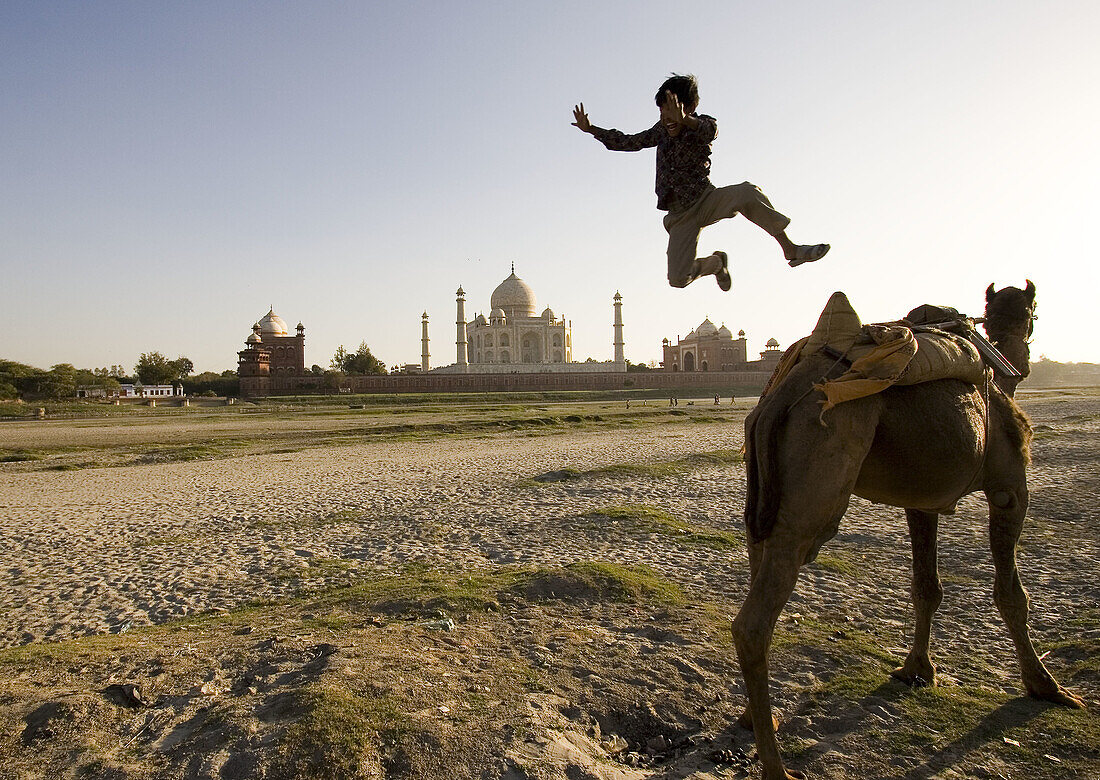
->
xmin=573 ymin=73 xmax=829 ymax=291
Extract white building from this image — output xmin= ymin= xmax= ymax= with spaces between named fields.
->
xmin=428 ymin=267 xmax=626 ymax=374
xmin=116 ymin=384 xmax=180 ymax=398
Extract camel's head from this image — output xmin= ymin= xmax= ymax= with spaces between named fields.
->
xmin=985 ymin=280 xmax=1037 ymax=339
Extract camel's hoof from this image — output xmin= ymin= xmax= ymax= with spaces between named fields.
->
xmin=766 ymin=770 xmax=806 ymax=780
xmin=736 ymin=708 xmax=780 ymax=732
xmin=1031 ymin=686 xmax=1087 ymax=709
xmin=890 ymin=667 xmax=933 ymax=688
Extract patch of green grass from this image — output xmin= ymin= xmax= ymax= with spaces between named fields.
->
xmin=809 ymin=552 xmax=861 ymax=578
xmin=272 ymin=557 xmax=358 ymax=583
xmin=320 ymin=563 xmax=509 ymax=618
xmin=588 ymin=503 xmax=741 ymax=550
xmin=513 ymin=561 xmax=687 ymax=606
xmin=894 ymin=684 xmax=1009 ymax=748
xmin=302 ymin=614 xmax=358 ymax=632
xmin=273 ymin=684 xmax=406 ymax=779
xmin=134 ymin=444 xmax=230 ymax=464
xmin=1044 ymin=630 xmax=1100 ymax=679
xmin=586 ymin=449 xmax=743 ymax=480
xmin=45 ymin=463 xmax=83 ymax=471
xmin=311 ymin=509 xmax=366 ymax=526
xmin=0 ymin=450 xmax=43 ymax=462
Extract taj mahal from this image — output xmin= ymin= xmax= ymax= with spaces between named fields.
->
xmin=427 ymin=265 xmax=626 ymax=374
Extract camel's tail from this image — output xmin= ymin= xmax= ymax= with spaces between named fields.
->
xmin=744 ymin=372 xmax=802 ymax=543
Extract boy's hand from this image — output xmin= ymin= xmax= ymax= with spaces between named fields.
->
xmin=660 ymin=90 xmax=698 ymax=134
xmin=661 ymin=91 xmax=686 ymax=125
xmin=572 ymin=103 xmax=593 ymax=133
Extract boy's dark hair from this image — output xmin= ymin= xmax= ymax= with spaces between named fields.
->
xmin=655 ymin=73 xmax=699 ymax=109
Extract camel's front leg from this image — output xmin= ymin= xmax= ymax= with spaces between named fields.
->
xmin=892 ymin=508 xmax=942 ymax=686
xmin=732 ymin=541 xmax=805 ymax=780
xmin=987 ymin=486 xmax=1086 ymax=708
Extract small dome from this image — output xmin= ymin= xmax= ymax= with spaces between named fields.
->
xmin=490 ymin=271 xmax=536 ymax=318
xmin=717 ymin=324 xmax=732 ymax=338
xmin=473 ymin=313 xmax=487 ymax=325
xmin=490 ymin=307 xmax=506 ymax=320
xmin=258 ymin=308 xmax=289 ymax=336
xmin=247 ymin=333 xmax=261 ymax=344
xmin=738 ymin=329 xmax=746 ymax=338
xmin=696 ymin=318 xmax=718 ymax=337
xmin=686 ymin=329 xmax=697 ymax=340
xmin=766 ymin=338 xmax=780 ymax=348
xmin=542 ymin=307 xmax=555 ymax=320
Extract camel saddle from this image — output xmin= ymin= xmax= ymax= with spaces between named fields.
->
xmin=766 ymin=292 xmax=992 ymax=411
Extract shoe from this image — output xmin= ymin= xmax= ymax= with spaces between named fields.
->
xmin=787 ymin=243 xmax=830 ymax=267
xmin=714 ymin=251 xmax=731 ymax=291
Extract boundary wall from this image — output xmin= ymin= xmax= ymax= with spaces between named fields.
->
xmin=240 ymin=370 xmax=774 ymax=398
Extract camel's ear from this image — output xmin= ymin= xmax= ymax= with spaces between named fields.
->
xmin=1024 ymin=279 xmax=1036 ymax=303
xmin=986 ymin=283 xmax=997 ymax=303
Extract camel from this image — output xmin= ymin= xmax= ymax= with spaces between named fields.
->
xmin=733 ymin=282 xmax=1084 ymax=780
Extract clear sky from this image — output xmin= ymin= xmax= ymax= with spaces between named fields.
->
xmin=2 ymin=1 xmax=1098 ymax=373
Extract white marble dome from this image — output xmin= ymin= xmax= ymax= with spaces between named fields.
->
xmin=696 ymin=318 xmax=718 ymax=337
xmin=258 ymin=308 xmax=289 ymax=336
xmin=490 ymin=271 xmax=537 ymax=318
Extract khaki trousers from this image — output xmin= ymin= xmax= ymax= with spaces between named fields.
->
xmin=663 ymin=182 xmax=791 ymax=287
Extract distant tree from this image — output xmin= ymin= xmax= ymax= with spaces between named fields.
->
xmin=134 ymin=352 xmax=176 ymax=385
xmin=0 ymin=360 xmax=36 ymax=398
xmin=625 ymin=359 xmax=653 ymax=372
xmin=311 ymin=364 xmax=324 ymax=375
xmin=0 ymin=382 xmax=17 ymax=400
xmin=169 ymin=357 xmax=194 ymax=382
xmin=330 ymin=346 xmax=350 ymax=372
xmin=43 ymin=364 xmax=77 ymax=399
xmin=187 ymin=371 xmax=240 ymax=397
xmin=323 ymin=369 xmax=345 ymax=391
xmin=331 ymin=342 xmax=386 ymax=375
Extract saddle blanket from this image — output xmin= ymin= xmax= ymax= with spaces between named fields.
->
xmin=766 ymin=291 xmax=987 ymax=411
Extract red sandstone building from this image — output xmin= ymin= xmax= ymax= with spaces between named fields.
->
xmin=661 ymin=318 xmax=782 ymax=373
xmin=237 ymin=308 xmax=308 ymax=396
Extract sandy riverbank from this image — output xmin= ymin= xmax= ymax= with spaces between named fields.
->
xmin=0 ymin=392 xmax=1096 ymax=778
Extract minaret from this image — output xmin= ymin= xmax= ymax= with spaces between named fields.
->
xmin=421 ymin=312 xmax=430 ymax=372
xmin=613 ymin=291 xmax=626 ymax=369
xmin=455 ymin=286 xmax=468 ymax=369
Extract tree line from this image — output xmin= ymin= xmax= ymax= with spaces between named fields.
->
xmin=0 ymin=352 xmax=237 ymax=401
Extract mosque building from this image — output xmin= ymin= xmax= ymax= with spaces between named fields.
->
xmin=661 ymin=318 xmax=782 ymax=372
xmin=427 ymin=266 xmax=626 ymax=374
xmin=237 ymin=308 xmax=307 ymax=395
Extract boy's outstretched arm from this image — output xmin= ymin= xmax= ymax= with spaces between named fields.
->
xmin=572 ymin=103 xmax=660 ymax=151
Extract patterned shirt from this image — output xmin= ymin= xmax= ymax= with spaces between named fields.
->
xmin=592 ymin=114 xmax=718 ymax=211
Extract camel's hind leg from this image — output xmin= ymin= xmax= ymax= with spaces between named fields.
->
xmin=987 ymin=485 xmax=1085 ymax=708
xmin=892 ymin=509 xmax=943 ymax=686
xmin=732 ymin=543 xmax=806 ymax=780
